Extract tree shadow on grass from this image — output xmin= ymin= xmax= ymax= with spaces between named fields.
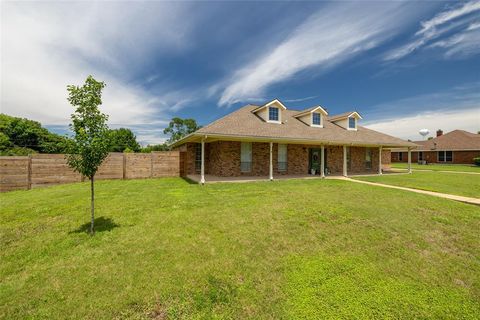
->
xmin=70 ymin=217 xmax=120 ymax=234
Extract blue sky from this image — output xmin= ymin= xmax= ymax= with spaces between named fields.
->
xmin=1 ymin=1 xmax=479 ymax=144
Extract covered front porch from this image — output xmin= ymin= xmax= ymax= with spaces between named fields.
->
xmin=178 ymin=138 xmax=413 ymax=185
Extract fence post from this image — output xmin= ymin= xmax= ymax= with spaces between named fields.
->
xmin=150 ymin=152 xmax=154 ymax=178
xmin=122 ymin=153 xmax=127 ymax=180
xmin=27 ymin=154 xmax=32 ymax=190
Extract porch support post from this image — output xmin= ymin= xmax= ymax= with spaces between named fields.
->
xmin=343 ymin=145 xmax=347 ymax=177
xmin=269 ymin=142 xmax=273 ymax=181
xmin=320 ymin=145 xmax=325 ymax=178
xmin=378 ymin=146 xmax=383 ymax=175
xmin=407 ymin=147 xmax=412 ymax=174
xmin=200 ymin=138 xmax=205 ymax=184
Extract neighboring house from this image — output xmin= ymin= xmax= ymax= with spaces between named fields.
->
xmin=172 ymin=99 xmax=417 ymax=183
xmin=391 ymin=129 xmax=480 ymax=164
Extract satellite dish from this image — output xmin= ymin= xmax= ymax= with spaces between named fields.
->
xmin=419 ymin=129 xmax=429 ymax=140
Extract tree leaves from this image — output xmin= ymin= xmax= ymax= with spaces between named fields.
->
xmin=66 ymin=76 xmax=110 ymax=179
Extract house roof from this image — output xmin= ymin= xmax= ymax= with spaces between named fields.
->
xmin=294 ymin=105 xmax=328 ymax=118
xmin=328 ymin=111 xmax=362 ymax=121
xmin=251 ymin=98 xmax=287 ymax=113
xmin=172 ymin=104 xmax=417 ymax=148
xmin=412 ymin=130 xmax=480 ymax=151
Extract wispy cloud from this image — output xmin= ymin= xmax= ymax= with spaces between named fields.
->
xmin=1 ymin=2 xmax=196 ymax=144
xmin=283 ymin=96 xmax=318 ymax=103
xmin=217 ymin=2 xmax=424 ymax=106
xmin=363 ymin=83 xmax=480 ymax=140
xmin=384 ymin=1 xmax=480 ymax=61
xmin=429 ymin=23 xmax=480 ymax=58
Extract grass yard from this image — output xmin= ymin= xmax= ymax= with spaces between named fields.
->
xmin=1 ymin=178 xmax=480 ymax=319
xmin=355 ymin=171 xmax=480 ymax=198
xmin=391 ymin=162 xmax=480 ymax=173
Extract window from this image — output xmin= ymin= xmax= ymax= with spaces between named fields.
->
xmin=312 ymin=113 xmax=321 ymax=126
xmin=241 ymin=142 xmax=252 ymax=172
xmin=278 ymin=144 xmax=287 ymax=171
xmin=269 ymin=107 xmax=279 ymax=122
xmin=418 ymin=152 xmax=423 ymax=161
xmin=446 ymin=151 xmax=453 ymax=162
xmin=348 ymin=117 xmax=356 ymax=129
xmin=398 ymin=152 xmax=403 ymax=161
xmin=438 ymin=151 xmax=453 ymax=162
xmin=195 ymin=143 xmax=201 ymax=172
xmin=365 ymin=148 xmax=372 ymax=169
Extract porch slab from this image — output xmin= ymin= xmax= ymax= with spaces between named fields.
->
xmin=186 ymin=171 xmax=404 ymax=184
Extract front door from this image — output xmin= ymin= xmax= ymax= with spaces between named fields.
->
xmin=309 ymin=148 xmax=320 ymax=174
xmin=309 ymin=148 xmax=327 ymax=175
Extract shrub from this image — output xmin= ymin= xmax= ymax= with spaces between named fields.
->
xmin=473 ymin=157 xmax=480 ymax=166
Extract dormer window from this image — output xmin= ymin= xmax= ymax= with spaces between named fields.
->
xmin=269 ymin=107 xmax=279 ymax=122
xmin=252 ymin=99 xmax=286 ymax=124
xmin=293 ymin=105 xmax=328 ymax=128
xmin=348 ymin=117 xmax=356 ymax=129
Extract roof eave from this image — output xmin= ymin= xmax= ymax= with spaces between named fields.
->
xmin=176 ymin=132 xmax=417 ymax=148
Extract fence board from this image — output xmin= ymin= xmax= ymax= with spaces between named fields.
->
xmin=125 ymin=154 xmax=151 ymax=179
xmin=96 ymin=153 xmax=124 ymax=180
xmin=0 ymin=156 xmax=29 ymax=191
xmin=0 ymin=151 xmax=180 ymax=192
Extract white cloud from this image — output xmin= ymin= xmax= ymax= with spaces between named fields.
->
xmin=0 ymin=1 xmax=195 ymax=144
xmin=217 ymin=2 xmax=423 ymax=106
xmin=363 ymin=83 xmax=480 ymax=140
xmin=384 ymin=1 xmax=480 ymax=61
xmin=365 ymin=108 xmax=480 ymax=141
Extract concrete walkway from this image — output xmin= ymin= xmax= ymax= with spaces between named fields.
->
xmin=337 ymin=177 xmax=480 ymax=206
xmin=391 ymin=168 xmax=480 ymax=175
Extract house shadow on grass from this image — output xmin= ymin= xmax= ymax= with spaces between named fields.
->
xmin=70 ymin=217 xmax=120 ymax=234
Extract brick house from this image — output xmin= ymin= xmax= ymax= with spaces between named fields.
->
xmin=391 ymin=129 xmax=480 ymax=165
xmin=172 ymin=99 xmax=417 ymax=183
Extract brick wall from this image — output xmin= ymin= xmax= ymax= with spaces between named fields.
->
xmin=452 ymin=151 xmax=480 ymax=164
xmin=183 ymin=141 xmax=387 ymax=177
xmin=392 ymin=150 xmax=480 ymax=164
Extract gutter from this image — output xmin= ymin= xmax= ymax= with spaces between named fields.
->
xmin=171 ymin=132 xmax=418 ymax=149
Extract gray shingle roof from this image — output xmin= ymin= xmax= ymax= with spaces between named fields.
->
xmin=188 ymin=104 xmax=416 ymax=148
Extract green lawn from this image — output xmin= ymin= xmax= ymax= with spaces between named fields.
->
xmin=1 ymin=178 xmax=480 ymax=319
xmin=355 ymin=171 xmax=480 ymax=198
xmin=391 ymin=162 xmax=480 ymax=173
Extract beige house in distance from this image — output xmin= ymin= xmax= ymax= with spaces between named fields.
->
xmin=172 ymin=99 xmax=417 ymax=183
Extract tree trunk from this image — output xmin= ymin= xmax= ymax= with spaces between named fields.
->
xmin=90 ymin=175 xmax=95 ymax=235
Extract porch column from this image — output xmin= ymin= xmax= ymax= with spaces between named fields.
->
xmin=200 ymin=138 xmax=205 ymax=184
xmin=269 ymin=142 xmax=273 ymax=181
xmin=378 ymin=146 xmax=383 ymax=175
xmin=343 ymin=145 xmax=347 ymax=177
xmin=320 ymin=145 xmax=325 ymax=178
xmin=407 ymin=147 xmax=412 ymax=174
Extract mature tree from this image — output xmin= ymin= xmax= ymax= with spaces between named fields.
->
xmin=163 ymin=117 xmax=201 ymax=144
xmin=0 ymin=114 xmax=72 ymax=155
xmin=66 ymin=76 xmax=110 ymax=235
xmin=141 ymin=143 xmax=170 ymax=153
xmin=108 ymin=128 xmax=141 ymax=152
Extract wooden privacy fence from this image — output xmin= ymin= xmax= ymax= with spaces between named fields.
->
xmin=0 ymin=151 xmax=180 ymax=192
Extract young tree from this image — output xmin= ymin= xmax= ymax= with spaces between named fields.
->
xmin=163 ymin=117 xmax=201 ymax=144
xmin=66 ymin=76 xmax=110 ymax=235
